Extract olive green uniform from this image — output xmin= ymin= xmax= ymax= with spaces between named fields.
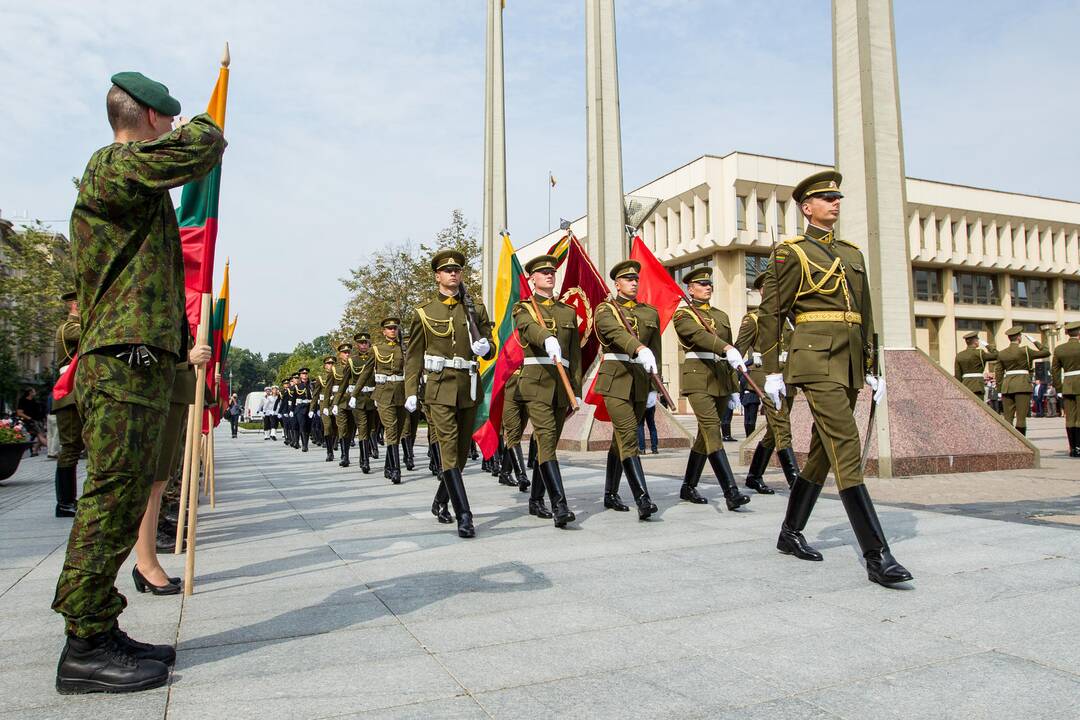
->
xmin=501 ymin=370 xmax=529 ymax=447
xmin=1052 ymin=336 xmax=1080 ymax=454
xmin=954 ymin=346 xmax=998 ymax=396
xmin=53 ymin=314 xmax=84 ymax=468
xmin=593 ymin=297 xmax=662 ymax=460
xmin=995 ymin=341 xmax=1050 ymax=431
xmin=673 ymin=302 xmax=737 ymax=455
xmin=512 ymin=295 xmax=583 ymax=464
xmin=331 ymin=361 xmax=358 ymax=440
xmin=735 ymin=311 xmax=795 ymax=450
xmin=404 ymin=294 xmax=494 ymax=471
xmin=369 ymin=339 xmax=406 ymax=445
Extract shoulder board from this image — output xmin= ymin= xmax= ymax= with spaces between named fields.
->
xmin=836 ymin=238 xmax=860 ymax=249
xmin=779 ymin=235 xmax=806 ymax=246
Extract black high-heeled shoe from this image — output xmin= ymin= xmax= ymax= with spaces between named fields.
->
xmin=132 ymin=566 xmax=182 ymax=595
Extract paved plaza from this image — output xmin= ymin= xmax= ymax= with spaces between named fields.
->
xmin=2 ymin=419 xmax=1079 ymax=719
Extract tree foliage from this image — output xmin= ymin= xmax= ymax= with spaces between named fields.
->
xmin=337 ymin=209 xmax=483 ymax=343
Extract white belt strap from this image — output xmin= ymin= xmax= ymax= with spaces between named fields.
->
xmin=425 ymin=353 xmax=479 ymax=400
xmin=361 ymin=386 xmax=375 ymax=393
xmin=375 ymin=373 xmax=405 ymax=384
xmin=601 ymin=352 xmax=642 ymax=364
xmin=684 ymin=351 xmax=718 ymax=361
xmin=331 ymin=385 xmax=340 ymax=393
xmin=961 ymin=373 xmax=985 ymax=379
xmin=1004 ymin=370 xmax=1029 ymax=376
xmin=522 ymin=356 xmax=570 ymax=367
xmin=1063 ymin=370 xmax=1080 ymax=377
xmin=346 ymin=384 xmax=355 ymax=394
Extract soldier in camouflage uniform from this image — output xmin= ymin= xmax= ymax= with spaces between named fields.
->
xmin=52 ymin=71 xmax=224 ymax=693
xmin=404 ymin=249 xmax=495 ymax=538
xmin=52 ymin=291 xmax=83 ymax=518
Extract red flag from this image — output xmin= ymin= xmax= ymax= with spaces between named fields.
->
xmin=472 ymin=329 xmax=527 ymax=458
xmin=52 ymin=354 xmax=79 ymax=401
xmin=630 ymin=235 xmax=682 ymax=332
xmin=557 ymin=236 xmax=609 ymax=373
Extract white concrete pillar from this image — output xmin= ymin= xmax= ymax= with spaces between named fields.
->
xmin=693 ymin=194 xmax=707 ymax=244
xmin=480 ymin=0 xmax=507 ymax=308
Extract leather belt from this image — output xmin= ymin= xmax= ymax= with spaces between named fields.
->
xmin=961 ymin=373 xmax=985 ymax=379
xmin=1004 ymin=370 xmax=1029 ymax=376
xmin=522 ymin=357 xmax=570 ymax=367
xmin=795 ymin=311 xmax=862 ymax=325
xmin=684 ymin=351 xmax=717 ymax=361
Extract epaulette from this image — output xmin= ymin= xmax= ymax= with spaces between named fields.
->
xmin=836 ymin=238 xmax=860 ymax=249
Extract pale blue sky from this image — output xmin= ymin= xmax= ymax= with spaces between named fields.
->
xmin=2 ymin=0 xmax=1077 ymax=354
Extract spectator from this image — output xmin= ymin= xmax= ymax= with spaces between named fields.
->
xmin=1046 ymin=383 xmax=1059 ymax=417
xmin=15 ymin=388 xmax=47 ymax=456
xmin=740 ymin=374 xmax=761 ymax=437
xmin=226 ymin=393 xmax=242 ymax=438
xmin=637 ymin=394 xmax=659 ymax=455
xmin=1033 ymin=379 xmax=1047 ymax=418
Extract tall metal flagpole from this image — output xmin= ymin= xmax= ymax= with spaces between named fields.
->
xmin=548 ymin=172 xmax=552 ymax=232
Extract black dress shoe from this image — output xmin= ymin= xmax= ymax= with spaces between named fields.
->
xmin=745 ymin=476 xmax=776 ymax=494
xmin=132 ymin=566 xmax=182 ymax=596
xmin=110 ymin=626 xmax=176 ymax=666
xmin=155 ymin=530 xmax=182 ymax=553
xmin=55 ymin=632 xmax=169 ymax=695
xmin=55 ymin=503 xmax=77 ymax=518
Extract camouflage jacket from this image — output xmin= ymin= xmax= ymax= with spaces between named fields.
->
xmin=71 ymin=113 xmax=226 ymax=358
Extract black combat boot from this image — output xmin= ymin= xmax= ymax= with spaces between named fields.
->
xmin=431 ymin=479 xmax=453 ymax=524
xmin=442 ymin=468 xmax=475 ymax=538
xmin=55 ymin=631 xmax=169 ymax=695
xmin=528 ymin=464 xmax=552 ymax=519
xmin=402 ymin=435 xmax=416 ymax=470
xmin=777 ymin=477 xmax=824 ymax=560
xmin=603 ymin=448 xmax=629 ymax=511
xmin=338 ymin=438 xmax=350 ymax=468
xmin=110 ymin=626 xmax=176 ymax=666
xmin=325 ymin=437 xmax=335 ymax=462
xmin=498 ymin=445 xmax=517 ymax=486
xmin=513 ymin=444 xmax=530 ymax=492
xmin=707 ymin=450 xmax=750 ymax=510
xmin=540 ymin=460 xmax=575 ymax=528
xmin=744 ymin=442 xmax=776 ymax=494
xmin=840 ymin=484 xmax=913 ymax=586
xmin=383 ymin=443 xmax=392 ymax=480
xmin=55 ymin=465 xmax=78 ymax=517
xmin=621 ymin=455 xmax=657 ymax=520
xmin=679 ymin=450 xmax=708 ymax=504
xmin=387 ymin=445 xmax=401 ymax=484
xmin=776 ymin=447 xmax=801 ymax=489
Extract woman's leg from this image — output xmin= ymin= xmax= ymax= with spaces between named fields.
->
xmin=133 ymin=480 xmax=171 ymax=585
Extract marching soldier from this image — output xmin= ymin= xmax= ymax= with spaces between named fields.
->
xmin=594 ymin=259 xmax=663 ymax=520
xmin=512 ymin=254 xmax=583 ymax=527
xmin=735 ymin=272 xmax=801 ymax=493
xmin=756 ymin=170 xmax=911 ymax=587
xmin=499 ymin=370 xmax=532 ymax=492
xmin=347 ymin=332 xmax=378 ymax=473
xmin=52 ymin=291 xmax=83 ymax=517
xmin=994 ymin=326 xmax=1050 ymax=435
xmin=54 ymin=71 xmax=225 ymax=692
xmin=330 ymin=342 xmax=358 ymax=467
xmin=285 ymin=374 xmax=300 ymax=448
xmin=404 ymin=249 xmax=495 ymax=538
xmin=954 ymin=331 xmax=997 ymax=397
xmin=293 ymin=368 xmax=313 ymax=452
xmin=1053 ymin=321 xmax=1080 ymax=456
xmin=672 ymin=267 xmax=752 ymax=510
xmin=315 ymin=355 xmax=337 ymax=461
xmin=309 ymin=363 xmax=326 ymax=448
xmin=370 ymin=319 xmax=408 ymax=483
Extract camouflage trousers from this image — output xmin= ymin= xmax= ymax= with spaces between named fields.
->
xmin=53 ymin=350 xmax=175 ymax=638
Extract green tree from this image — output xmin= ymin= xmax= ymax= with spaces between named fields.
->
xmin=227 ymin=346 xmax=270 ymax=400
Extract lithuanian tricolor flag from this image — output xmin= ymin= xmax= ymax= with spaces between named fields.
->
xmin=178 ymin=52 xmax=229 ymax=337
xmin=205 ymin=262 xmax=238 ymax=431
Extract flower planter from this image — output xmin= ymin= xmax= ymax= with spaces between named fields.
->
xmin=0 ymin=442 xmax=33 ymax=481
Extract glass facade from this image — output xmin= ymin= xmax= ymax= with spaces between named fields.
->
xmin=1010 ymin=275 xmax=1052 ymax=309
xmin=913 ymin=268 xmax=943 ymax=301
xmin=736 ymin=196 xmax=747 ymax=231
xmin=1064 ymin=280 xmax=1080 ymax=311
xmin=953 ymin=272 xmax=998 ymax=305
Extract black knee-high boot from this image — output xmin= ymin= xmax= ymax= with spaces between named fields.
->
xmin=387 ymin=445 xmax=401 ymax=484
xmin=707 ymin=450 xmax=750 ymax=510
xmin=777 ymin=477 xmax=824 ymax=560
xmin=840 ymin=484 xmax=913 ymax=586
xmin=603 ymin=447 xmax=628 ymax=511
xmin=55 ymin=465 xmax=77 ymax=517
xmin=442 ymin=468 xmax=475 ymax=538
xmin=679 ymin=451 xmax=708 ymax=503
xmin=540 ymin=460 xmax=575 ymax=528
xmin=528 ymin=462 xmax=552 ymax=518
xmin=621 ymin=455 xmax=657 ymax=520
xmin=744 ymin=442 xmax=775 ymax=494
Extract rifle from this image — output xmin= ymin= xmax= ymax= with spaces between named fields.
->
xmin=528 ymin=292 xmax=579 ymax=412
xmin=860 ymin=332 xmax=880 ymax=473
xmin=605 ymin=293 xmax=676 ymax=409
xmin=457 ymin=281 xmax=483 ymax=344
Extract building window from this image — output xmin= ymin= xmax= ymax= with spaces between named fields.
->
xmin=914 ymin=317 xmax=929 ymax=329
xmin=1011 ymin=275 xmax=1052 ymax=309
xmin=953 ymin=271 xmax=998 ymax=305
xmin=913 ymin=268 xmax=943 ymax=302
xmin=756 ymin=198 xmax=767 ymax=232
xmin=702 ymin=199 xmax=710 ymax=234
xmin=745 ymin=253 xmax=770 ymax=286
xmin=956 ymin=318 xmax=987 ymax=332
xmin=775 ymin=200 xmax=786 ymax=235
xmin=736 ymin=195 xmax=747 ymax=231
xmin=1065 ymin=280 xmax=1080 ymax=311
xmin=966 ymin=222 xmax=975 ymax=241
xmin=670 ymin=259 xmax=711 ymax=286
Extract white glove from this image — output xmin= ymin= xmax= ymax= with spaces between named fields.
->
xmin=405 ymin=395 xmax=418 ymax=413
xmin=331 ymin=405 xmax=338 ymax=416
xmin=1024 ymin=334 xmax=1037 ymax=345
xmin=543 ymin=336 xmax=562 ymax=364
xmin=764 ymin=373 xmax=786 ymax=410
xmin=348 ymin=396 xmax=356 ymax=409
xmin=752 ymin=352 xmax=763 ymax=367
xmin=778 ymin=351 xmax=788 ymax=364
xmin=574 ymin=396 xmax=582 ymax=409
xmin=636 ymin=346 xmax=658 ymax=374
xmin=865 ymin=374 xmax=886 ymax=403
xmin=471 ymin=338 xmax=491 ymax=357
xmin=646 ymin=391 xmax=657 ymax=409
xmin=978 ymin=339 xmax=989 ymax=349
xmin=724 ymin=346 xmax=747 ymax=372
xmin=728 ymin=393 xmax=740 ymax=411
xmin=308 ymin=411 xmax=314 ymax=419
xmin=289 ymin=411 xmax=294 ymax=418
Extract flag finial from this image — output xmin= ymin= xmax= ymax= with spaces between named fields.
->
xmin=222 ymin=42 xmax=231 ymax=68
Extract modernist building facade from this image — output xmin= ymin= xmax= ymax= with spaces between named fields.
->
xmin=523 ymin=151 xmax=1080 ymax=400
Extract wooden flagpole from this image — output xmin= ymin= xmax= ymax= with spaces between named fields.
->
xmin=183 ymin=291 xmax=212 ymax=595
xmin=173 ymin=403 xmax=197 ymax=554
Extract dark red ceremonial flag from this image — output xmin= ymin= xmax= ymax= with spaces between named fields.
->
xmin=630 ymin=235 xmax=682 ymax=332
xmin=557 ymin=236 xmax=609 ymax=373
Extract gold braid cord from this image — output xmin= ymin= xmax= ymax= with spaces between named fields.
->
xmin=674 ymin=306 xmax=714 ymax=351
xmin=415 ymin=306 xmax=454 ymax=344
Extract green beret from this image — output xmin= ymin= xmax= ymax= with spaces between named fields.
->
xmin=1064 ymin=321 xmax=1080 ymax=332
xmin=60 ymin=290 xmax=77 ymax=302
xmin=322 ymin=355 xmax=336 ymax=364
xmin=431 ymin=249 xmax=466 ymax=271
xmin=792 ymin=170 xmax=843 ymax=204
xmin=380 ymin=318 xmax=400 ymax=328
xmin=525 ymin=254 xmax=559 ymax=274
xmin=683 ymin=267 xmax=712 ymax=285
xmin=963 ymin=331 xmax=980 ymax=340
xmin=1005 ymin=325 xmax=1024 ymax=337
xmin=353 ymin=332 xmax=371 ymax=343
xmin=110 ymin=71 xmax=181 ymax=116
xmin=336 ymin=341 xmax=352 ymax=352
xmin=609 ymin=259 xmax=641 ymax=281
xmin=752 ymin=272 xmax=767 ymax=291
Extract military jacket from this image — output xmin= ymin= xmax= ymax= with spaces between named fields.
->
xmin=1052 ymin=339 xmax=1080 ymax=395
xmin=734 ymin=310 xmax=793 ymax=392
xmin=281 ymin=386 xmax=296 ymax=415
xmin=512 ymin=294 xmax=583 ymax=407
xmin=369 ymin=339 xmax=405 ymax=406
xmin=673 ymin=302 xmax=736 ymax=398
xmin=994 ymin=342 xmax=1051 ymax=394
xmin=345 ymin=354 xmax=377 ymax=410
xmin=293 ymin=380 xmax=313 ymax=407
xmin=53 ymin=314 xmax=81 ymax=411
xmin=954 ymin=346 xmax=998 ymax=394
xmin=757 ymin=225 xmax=874 ymax=388
xmin=404 ymin=293 xmax=494 ymax=408
xmin=593 ymin=297 xmax=662 ymax=402
xmin=310 ymin=374 xmax=326 ymax=414
xmin=71 ymin=113 xmax=226 ymax=358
